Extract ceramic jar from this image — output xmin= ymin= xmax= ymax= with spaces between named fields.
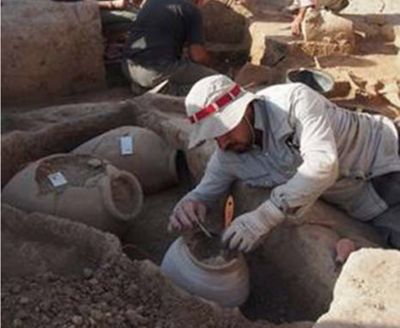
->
xmin=73 ymin=126 xmax=178 ymax=194
xmin=2 ymin=154 xmax=143 ymax=235
xmin=161 ymin=237 xmax=249 ymax=307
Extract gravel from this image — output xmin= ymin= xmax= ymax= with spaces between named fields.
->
xmin=2 ymin=254 xmax=272 ymax=328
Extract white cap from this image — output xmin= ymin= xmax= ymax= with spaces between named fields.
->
xmin=185 ymin=74 xmax=256 ymax=149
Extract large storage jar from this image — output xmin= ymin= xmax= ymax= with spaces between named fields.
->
xmin=2 ymin=154 xmax=143 ymax=235
xmin=73 ymin=126 xmax=178 ymax=194
xmin=161 ymin=237 xmax=249 ymax=307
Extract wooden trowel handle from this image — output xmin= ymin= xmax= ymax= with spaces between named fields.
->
xmin=224 ymin=195 xmax=235 ymax=228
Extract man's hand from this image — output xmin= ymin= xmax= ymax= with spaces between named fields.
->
xmin=98 ymin=0 xmax=129 ymax=10
xmin=189 ymin=44 xmax=211 ymax=66
xmin=291 ymin=6 xmax=308 ymax=36
xmin=291 ymin=15 xmax=303 ymax=36
xmin=222 ymin=201 xmax=284 ymax=252
xmin=114 ymin=0 xmax=129 ymax=8
xmin=168 ymin=199 xmax=207 ymax=232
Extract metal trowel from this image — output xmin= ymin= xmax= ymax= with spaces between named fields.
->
xmin=195 ymin=195 xmax=235 ymax=239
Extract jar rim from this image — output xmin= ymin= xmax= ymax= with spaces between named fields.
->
xmin=178 ymin=237 xmax=242 ymax=271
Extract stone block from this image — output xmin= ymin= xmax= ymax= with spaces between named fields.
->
xmin=202 ymin=0 xmax=249 ymax=44
xmin=313 ymin=248 xmax=400 ymax=328
xmin=302 ymin=9 xmax=355 ymax=46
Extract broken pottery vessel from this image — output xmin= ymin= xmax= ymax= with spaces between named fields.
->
xmin=2 ymin=154 xmax=143 ymax=235
xmin=161 ymin=235 xmax=249 ymax=307
xmin=72 ymin=126 xmax=178 ymax=194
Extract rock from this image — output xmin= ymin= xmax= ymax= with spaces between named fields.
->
xmin=302 ymin=9 xmax=355 ymax=49
xmin=89 ymin=278 xmax=99 ymax=286
xmin=19 ymin=297 xmax=30 ymax=305
xmin=90 ymin=309 xmax=103 ymax=321
xmin=1 ymin=0 xmax=105 ymax=106
xmin=126 ymin=283 xmax=139 ymax=297
xmin=83 ymin=268 xmax=94 ymax=279
xmin=125 ymin=309 xmax=148 ymax=325
xmin=12 ymin=319 xmax=23 ymax=327
xmin=2 ymin=154 xmax=143 ymax=235
xmin=313 ymin=248 xmax=400 ymax=328
xmin=11 ymin=285 xmax=22 ymax=294
xmin=71 ymin=315 xmax=83 ymax=326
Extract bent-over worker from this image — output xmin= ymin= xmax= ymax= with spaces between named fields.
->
xmin=122 ymin=0 xmax=216 ymax=95
xmin=169 ymin=74 xmax=400 ymax=252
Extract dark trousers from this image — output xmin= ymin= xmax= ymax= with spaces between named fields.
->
xmin=371 ymin=123 xmax=400 ymax=248
xmin=122 ymin=58 xmax=217 ymax=97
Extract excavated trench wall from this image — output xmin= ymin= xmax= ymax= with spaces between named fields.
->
xmin=1 ymin=0 xmax=251 ymax=107
xmin=1 ymin=0 xmax=106 ymax=106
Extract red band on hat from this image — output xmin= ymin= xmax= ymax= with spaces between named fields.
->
xmin=188 ymin=84 xmax=241 ymax=124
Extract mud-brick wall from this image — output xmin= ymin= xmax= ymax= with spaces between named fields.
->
xmin=1 ymin=0 xmax=106 ymax=106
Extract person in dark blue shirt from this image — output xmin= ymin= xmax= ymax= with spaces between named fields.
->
xmin=122 ymin=0 xmax=217 ymax=95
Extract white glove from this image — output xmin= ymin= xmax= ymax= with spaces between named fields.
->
xmin=168 ymin=199 xmax=207 ymax=232
xmin=222 ymin=200 xmax=285 ymax=252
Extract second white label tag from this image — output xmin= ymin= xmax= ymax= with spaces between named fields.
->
xmin=48 ymin=172 xmax=68 ymax=188
xmin=120 ymin=136 xmax=133 ymax=155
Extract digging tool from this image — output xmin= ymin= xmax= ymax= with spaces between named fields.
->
xmin=195 ymin=219 xmax=214 ymax=238
xmin=224 ymin=195 xmax=235 ymax=228
xmin=195 ymin=195 xmax=235 ymax=238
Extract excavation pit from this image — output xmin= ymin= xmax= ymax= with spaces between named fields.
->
xmin=1 ymin=93 xmax=386 ymax=327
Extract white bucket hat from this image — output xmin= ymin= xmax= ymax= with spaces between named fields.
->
xmin=185 ymin=74 xmax=257 ymax=149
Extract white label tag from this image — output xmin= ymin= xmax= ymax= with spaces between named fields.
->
xmin=48 ymin=172 xmax=68 ymax=187
xmin=120 ymin=136 xmax=133 ymax=155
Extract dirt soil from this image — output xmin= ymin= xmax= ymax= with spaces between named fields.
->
xmin=1 ymin=254 xmax=315 ymax=328
xmin=185 ymin=231 xmax=239 ymax=264
xmin=2 ymin=254 xmax=259 ymax=328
